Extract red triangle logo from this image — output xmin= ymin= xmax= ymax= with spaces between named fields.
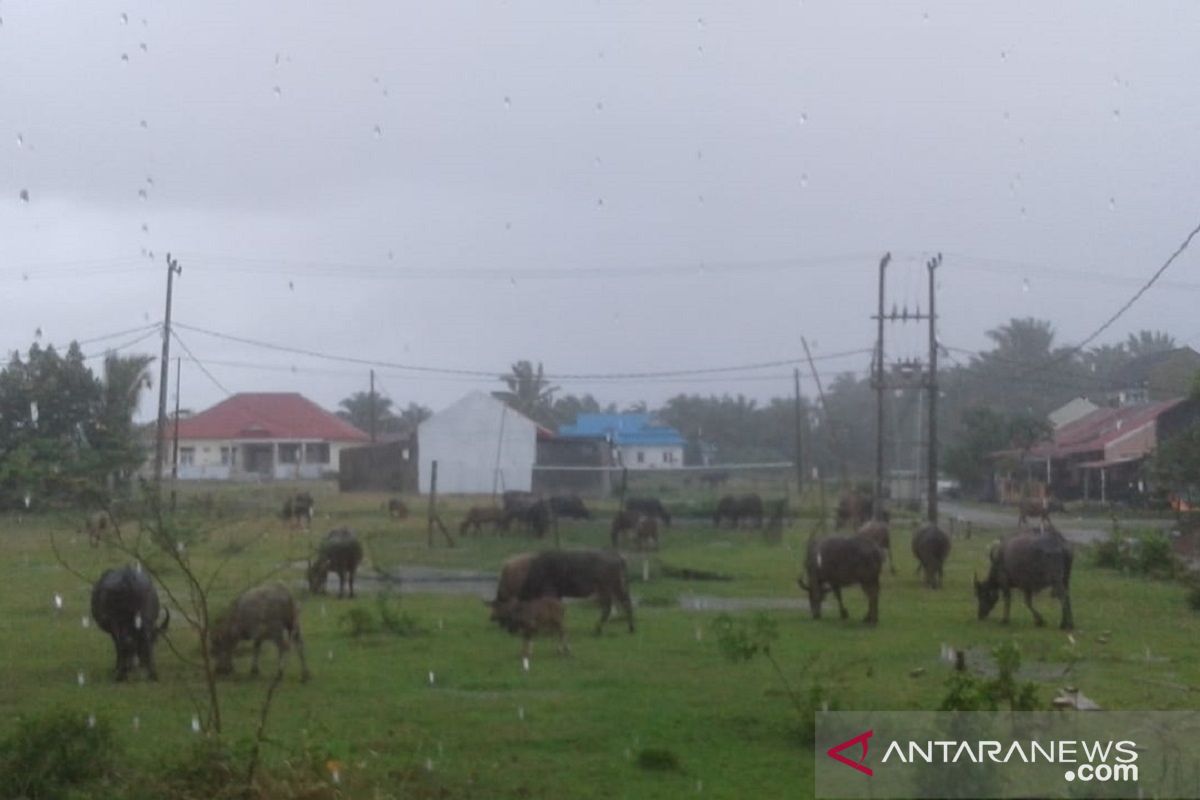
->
xmin=826 ymin=730 xmax=874 ymax=776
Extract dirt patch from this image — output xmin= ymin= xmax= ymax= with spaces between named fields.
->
xmin=678 ymin=595 xmax=806 ymax=612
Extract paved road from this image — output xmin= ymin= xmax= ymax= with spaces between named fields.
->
xmin=940 ymin=501 xmax=1170 ymax=545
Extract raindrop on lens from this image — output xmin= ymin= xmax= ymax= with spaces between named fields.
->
xmin=272 ymin=85 xmax=281 ymax=98
xmin=595 ymin=101 xmax=604 ymax=112
xmin=799 ymin=112 xmax=808 ymax=125
xmin=120 ymin=12 xmax=128 ymax=24
xmin=132 ymin=715 xmax=140 ymax=731
xmin=82 ymin=616 xmax=90 ymax=629
xmin=140 ymin=42 xmax=147 ymax=52
xmin=1022 ymin=278 xmax=1031 ymax=293
xmin=16 ymin=133 xmax=24 ymax=148
xmin=503 ymin=96 xmax=511 ymax=109
xmin=428 ymin=670 xmax=435 ymax=686
xmin=138 ymin=188 xmax=147 ymax=201
xmin=134 ymin=613 xmax=143 ymax=630
xmin=522 ymin=657 xmax=530 ymax=672
xmin=19 ymin=189 xmax=29 ymax=203
xmin=77 ymin=670 xmax=86 ymax=687
xmin=373 ymin=124 xmax=382 ymax=138
xmin=54 ymin=593 xmax=63 ymax=609
xmin=1112 ymin=109 xmax=1121 ymax=121
xmin=800 ymin=173 xmax=808 ymax=188
xmin=696 ymin=17 xmax=704 ymax=28
xmin=191 ymin=715 xmax=200 ymax=733
xmin=121 ymin=53 xmax=129 ymax=63
xmin=139 ymin=119 xmax=148 ymax=129
xmin=1108 ymin=197 xmax=1116 ymax=211
xmin=88 ymin=714 xmax=96 ymax=728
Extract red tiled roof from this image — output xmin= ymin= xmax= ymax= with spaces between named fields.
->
xmin=1025 ymin=398 xmax=1185 ymax=459
xmin=171 ymin=393 xmax=369 ymax=442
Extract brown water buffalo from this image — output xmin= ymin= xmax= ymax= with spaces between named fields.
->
xmin=610 ymin=510 xmax=639 ymax=549
xmin=281 ymin=492 xmax=315 ymax=528
xmin=461 ymin=506 xmax=509 ymax=536
xmin=307 ymin=528 xmax=364 ymax=598
xmin=634 ymin=516 xmax=659 ymax=551
xmin=83 ymin=510 xmax=111 ymax=548
xmin=491 ymin=552 xmax=536 ymax=609
xmin=1016 ymin=497 xmax=1065 ymax=527
xmin=713 ymin=493 xmax=765 ymax=528
xmin=857 ymin=520 xmax=895 ymax=575
xmin=211 ymin=583 xmax=311 ymax=682
xmin=549 ymin=494 xmax=591 ymax=520
xmin=385 ymin=498 xmax=409 ymax=519
xmin=90 ymin=566 xmax=169 ymax=681
xmin=975 ymin=529 xmax=1074 ymax=630
xmin=797 ymin=534 xmax=883 ymax=625
xmin=834 ymin=493 xmax=891 ymax=530
xmin=625 ymin=497 xmax=671 ymax=527
xmin=912 ymin=524 xmax=951 ymax=588
xmin=491 ymin=596 xmax=570 ymax=658
xmin=517 ymin=550 xmax=634 ymax=634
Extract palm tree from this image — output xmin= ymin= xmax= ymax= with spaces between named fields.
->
xmin=494 ymin=361 xmax=559 ymax=426
xmin=101 ymin=353 xmax=154 ymax=428
xmin=1125 ymin=330 xmax=1177 ymax=359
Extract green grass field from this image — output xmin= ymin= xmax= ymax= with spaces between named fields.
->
xmin=2 ymin=485 xmax=1198 ymax=798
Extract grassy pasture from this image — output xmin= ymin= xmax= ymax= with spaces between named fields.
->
xmin=1 ymin=485 xmax=1199 ymax=798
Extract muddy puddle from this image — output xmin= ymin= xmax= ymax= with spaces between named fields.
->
xmin=677 ymin=595 xmax=806 ymax=611
xmin=309 ymin=565 xmax=497 ymax=599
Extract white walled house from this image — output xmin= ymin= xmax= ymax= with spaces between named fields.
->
xmin=162 ymin=393 xmax=369 ymax=481
xmin=557 ymin=413 xmax=686 ymax=470
xmin=417 ymin=392 xmax=539 ymax=494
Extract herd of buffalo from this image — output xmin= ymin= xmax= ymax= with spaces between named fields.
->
xmin=83 ymin=487 xmax=1075 ymax=686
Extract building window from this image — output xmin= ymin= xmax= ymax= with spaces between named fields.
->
xmin=219 ymin=447 xmax=230 ymax=465
xmin=305 ymin=442 xmax=330 ymax=464
xmin=179 ymin=447 xmax=195 ymax=467
xmin=637 ymin=451 xmax=645 ymax=464
xmin=279 ymin=444 xmax=300 ymax=464
xmin=663 ymin=450 xmax=675 ymax=464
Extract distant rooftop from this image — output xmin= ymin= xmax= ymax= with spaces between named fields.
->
xmin=172 ymin=393 xmax=369 ymax=442
xmin=557 ymin=413 xmax=685 ymax=446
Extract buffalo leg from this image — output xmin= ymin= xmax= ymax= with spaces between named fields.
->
xmin=832 ymin=587 xmax=848 ymax=620
xmin=1023 ymin=590 xmax=1045 ymax=627
xmin=251 ymin=638 xmax=264 ymax=676
xmin=1001 ymin=589 xmax=1012 ymax=624
xmin=619 ymin=589 xmax=635 ymax=633
xmin=138 ymin=636 xmax=159 ymax=681
xmin=292 ymin=626 xmax=311 ymax=683
xmin=1059 ymin=590 xmax=1074 ymax=631
xmin=348 ymin=568 xmax=356 ymax=599
xmin=337 ymin=571 xmax=346 ymax=599
xmin=113 ymin=635 xmax=129 ymax=681
xmin=863 ymin=581 xmax=880 ymax=625
xmin=595 ymin=596 xmax=612 ymax=635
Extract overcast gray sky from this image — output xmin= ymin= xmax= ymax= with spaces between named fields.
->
xmin=3 ymin=1 xmax=1199 ymax=420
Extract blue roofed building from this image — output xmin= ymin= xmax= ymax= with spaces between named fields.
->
xmin=557 ymin=413 xmax=686 ymax=469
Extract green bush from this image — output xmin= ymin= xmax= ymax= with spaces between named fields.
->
xmin=0 ymin=710 xmax=120 ymax=799
xmin=339 ymin=606 xmax=379 ymax=638
xmin=940 ymin=642 xmax=1040 ymax=712
xmin=1093 ymin=529 xmax=1178 ymax=578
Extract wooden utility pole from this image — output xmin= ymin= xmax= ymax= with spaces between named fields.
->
xmin=426 ymin=460 xmax=454 ymax=548
xmin=170 ymin=357 xmax=181 ymax=512
xmin=368 ymin=369 xmax=377 ymax=445
xmin=802 ymin=336 xmax=847 ymax=490
xmin=926 ymin=253 xmax=942 ymax=524
xmin=872 ymin=253 xmax=890 ymax=521
xmin=153 ymin=253 xmax=182 ymax=489
xmin=793 ymin=367 xmax=804 ymax=496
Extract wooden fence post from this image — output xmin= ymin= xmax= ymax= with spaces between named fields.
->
xmin=427 ymin=460 xmax=438 ymax=549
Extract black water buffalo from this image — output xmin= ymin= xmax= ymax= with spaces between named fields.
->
xmin=90 ymin=566 xmax=169 ymax=681
xmin=212 ymin=583 xmax=311 ymax=682
xmin=502 ymin=490 xmax=539 ymax=514
xmin=461 ymin=506 xmax=509 ymax=536
xmin=549 ymin=494 xmax=591 ymax=520
xmin=385 ymin=498 xmax=409 ymax=519
xmin=857 ymin=520 xmax=895 ymax=574
xmin=625 ymin=497 xmax=671 ymax=527
xmin=834 ymin=493 xmax=890 ymax=530
xmin=506 ymin=500 xmax=551 ymax=538
xmin=610 ymin=510 xmax=639 ymax=549
xmin=281 ymin=492 xmax=315 ymax=527
xmin=516 ymin=550 xmax=634 ymax=634
xmin=797 ymin=534 xmax=883 ymax=625
xmin=912 ymin=524 xmax=951 ymax=588
xmin=975 ymin=529 xmax=1073 ymax=630
xmin=307 ymin=528 xmax=364 ymax=598
xmin=713 ymin=493 xmax=765 ymax=528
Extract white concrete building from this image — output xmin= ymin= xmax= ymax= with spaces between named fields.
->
xmin=162 ymin=393 xmax=369 ymax=481
xmin=417 ymin=392 xmax=539 ymax=494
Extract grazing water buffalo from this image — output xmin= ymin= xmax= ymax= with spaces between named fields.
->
xmin=281 ymin=492 xmax=315 ymax=527
xmin=634 ymin=516 xmax=660 ymax=551
xmin=212 ymin=583 xmax=310 ymax=682
xmin=385 ymin=498 xmax=409 ymax=519
xmin=507 ymin=500 xmax=551 ymax=538
xmin=307 ymin=528 xmax=364 ymax=598
xmin=975 ymin=529 xmax=1074 ymax=630
xmin=610 ymin=510 xmax=639 ymax=549
xmin=713 ymin=493 xmax=765 ymax=528
xmin=857 ymin=520 xmax=895 ymax=574
xmin=502 ymin=490 xmax=539 ymax=514
xmin=1016 ymin=497 xmax=1065 ymax=527
xmin=517 ymin=550 xmax=634 ymax=634
xmin=91 ymin=566 xmax=169 ymax=681
xmin=834 ymin=493 xmax=890 ymax=530
xmin=461 ymin=506 xmax=509 ymax=536
xmin=625 ymin=497 xmax=671 ymax=527
xmin=912 ymin=524 xmax=951 ymax=588
xmin=491 ymin=596 xmax=570 ymax=658
xmin=797 ymin=534 xmax=883 ymax=625
xmin=549 ymin=494 xmax=591 ymax=520
xmin=491 ymin=553 xmax=536 ymax=609
xmin=83 ymin=510 xmax=111 ymax=547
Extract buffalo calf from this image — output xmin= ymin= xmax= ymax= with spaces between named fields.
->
xmin=212 ymin=583 xmax=311 ymax=682
xmin=518 ymin=550 xmax=634 ymax=634
xmin=491 ymin=596 xmax=570 ymax=658
xmin=308 ymin=528 xmax=364 ymax=598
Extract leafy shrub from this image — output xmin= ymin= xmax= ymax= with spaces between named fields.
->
xmin=1094 ymin=529 xmax=1178 ymax=578
xmin=376 ymin=593 xmax=427 ymax=637
xmin=940 ymin=642 xmax=1040 ymax=712
xmin=339 ymin=606 xmax=379 ymax=638
xmin=0 ymin=710 xmax=120 ymax=799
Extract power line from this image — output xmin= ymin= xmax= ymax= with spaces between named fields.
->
xmin=169 ymin=330 xmax=232 ymax=396
xmin=173 ymin=320 xmax=870 ymax=380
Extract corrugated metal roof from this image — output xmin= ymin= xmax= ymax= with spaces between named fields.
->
xmin=1024 ymin=398 xmax=1185 ymax=459
xmin=172 ymin=393 xmax=369 ymax=442
xmin=557 ymin=413 xmax=686 ymax=446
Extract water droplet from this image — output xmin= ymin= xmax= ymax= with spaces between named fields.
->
xmin=697 ymin=44 xmax=704 ymax=54
xmin=88 ymin=714 xmax=96 ymax=728
xmin=142 ymin=222 xmax=149 ymax=233
xmin=1022 ymin=277 xmax=1031 ymax=293
xmin=694 ymin=625 xmax=702 ymax=642
xmin=504 ymin=221 xmax=512 ymax=231
xmin=288 ymin=281 xmax=295 ymax=291
xmin=503 ymin=96 xmax=511 ymax=109
xmin=373 ymin=124 xmax=382 ymax=138
xmin=1108 ymin=197 xmax=1116 ymax=211
xmin=77 ymin=670 xmax=86 ymax=687
xmin=593 ymin=156 xmax=602 ymax=167
xmin=138 ymin=188 xmax=147 ymax=201
xmin=191 ymin=714 xmax=201 ymax=733
xmin=1020 ymin=206 xmax=1027 ymax=218
xmin=696 ymin=149 xmax=703 ymax=160
xmin=134 ymin=560 xmax=142 ymax=573
xmin=327 ymin=649 xmax=333 ymax=661
xmin=120 ymin=12 xmax=128 ymax=24
xmin=175 ymin=541 xmax=185 ymax=554
xmin=424 ymin=758 xmax=434 ymax=772
xmin=1112 ymin=108 xmax=1121 ymax=121
xmin=16 ymin=133 xmax=24 ymax=148
xmin=121 ymin=53 xmax=129 ymax=63
xmin=517 ymin=706 xmax=525 ymax=720
xmin=697 ymin=17 xmax=705 ymax=28
xmin=145 ymin=175 xmax=154 ymax=185
xmin=522 ymin=657 xmax=530 ymax=672
xmin=272 ymin=85 xmax=281 ymax=98
xmin=800 ymin=173 xmax=808 ymax=188
xmin=697 ymin=194 xmax=704 ymax=204
xmin=134 ymin=613 xmax=143 ymax=630
xmin=54 ymin=593 xmax=63 ymax=609
xmin=922 ymin=11 xmax=929 ymax=22
xmin=595 ymin=101 xmax=604 ymax=112
xmin=82 ymin=616 xmax=90 ymax=629
xmin=140 ymin=42 xmax=148 ymax=52
xmin=132 ymin=715 xmax=140 ymax=731
xmin=799 ymin=112 xmax=808 ymax=125
xmin=428 ymin=670 xmax=435 ymax=686
xmin=597 ymin=49 xmax=605 ymax=59
xmin=999 ymin=50 xmax=1006 ymax=60
xmin=139 ymin=119 xmax=148 ymax=129
xmin=19 ymin=189 xmax=29 ymax=203
xmin=596 ymin=197 xmax=605 ymax=207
